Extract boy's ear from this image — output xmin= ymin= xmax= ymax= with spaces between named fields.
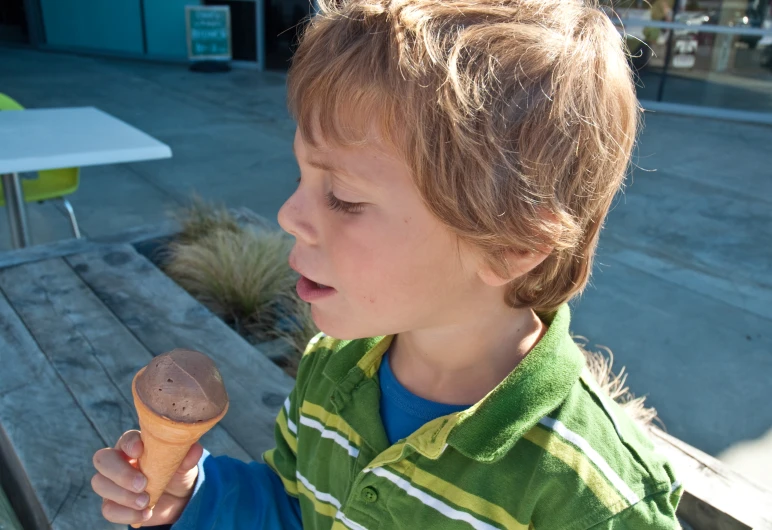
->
xmin=477 ymin=247 xmax=551 ymax=287
xmin=477 ymin=207 xmax=560 ymax=287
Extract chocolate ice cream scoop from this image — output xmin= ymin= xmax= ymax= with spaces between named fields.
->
xmin=135 ymin=349 xmax=228 ymax=423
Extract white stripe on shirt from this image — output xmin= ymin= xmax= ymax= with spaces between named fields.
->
xmin=366 ymin=467 xmax=500 ymax=530
xmin=299 ymin=415 xmax=360 ymax=458
xmin=539 ymin=416 xmax=640 ymax=505
xmin=284 ymin=397 xmax=297 ymax=434
xmin=295 ymin=471 xmax=368 ymax=530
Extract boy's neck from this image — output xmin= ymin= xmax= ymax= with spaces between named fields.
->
xmin=388 ymin=305 xmax=546 ymax=406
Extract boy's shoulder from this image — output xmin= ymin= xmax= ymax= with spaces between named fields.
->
xmin=511 ymin=366 xmax=682 ymax=529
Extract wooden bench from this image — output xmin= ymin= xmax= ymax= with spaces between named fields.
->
xmin=0 ymin=483 xmax=23 ymax=530
xmin=649 ymin=427 xmax=772 ymax=530
xmin=0 ymin=232 xmax=769 ymax=529
xmin=0 ymin=238 xmax=294 ymax=530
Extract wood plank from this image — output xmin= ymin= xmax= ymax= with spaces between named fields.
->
xmin=67 ymin=245 xmax=295 ymax=460
xmin=0 ymin=481 xmax=23 ymax=530
xmin=0 ymin=289 xmax=113 ymax=530
xmin=0 ymin=219 xmax=178 ymax=270
xmin=0 ymin=258 xmax=249 ymax=463
xmin=0 ymin=424 xmax=44 ymax=530
xmin=649 ymin=427 xmax=772 ymax=530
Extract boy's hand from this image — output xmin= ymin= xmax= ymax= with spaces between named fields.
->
xmin=91 ymin=430 xmax=203 ymax=527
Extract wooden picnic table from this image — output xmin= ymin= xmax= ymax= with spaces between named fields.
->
xmin=0 ymin=229 xmax=769 ymax=530
xmin=0 ymin=234 xmax=294 ymax=530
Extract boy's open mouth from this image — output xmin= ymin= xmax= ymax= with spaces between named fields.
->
xmin=296 ymin=275 xmax=336 ymax=302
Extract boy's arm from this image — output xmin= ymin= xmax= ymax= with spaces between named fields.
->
xmin=262 ymin=333 xmax=327 ymax=499
xmin=587 ymin=488 xmax=683 ymax=529
xmin=169 ymin=337 xmax=315 ymax=530
xmin=168 ymin=449 xmax=302 ymax=530
xmin=166 ymin=334 xmax=322 ymax=530
xmin=262 ymin=392 xmax=301 ymax=498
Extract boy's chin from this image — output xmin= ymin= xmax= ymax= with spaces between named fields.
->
xmin=310 ymin=305 xmax=383 ymax=341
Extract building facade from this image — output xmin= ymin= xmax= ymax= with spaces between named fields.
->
xmin=1 ymin=0 xmax=771 ymax=123
xmin=1 ymin=0 xmax=311 ymax=70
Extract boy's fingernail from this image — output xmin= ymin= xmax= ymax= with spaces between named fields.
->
xmin=142 ymin=508 xmax=153 ymax=520
xmin=133 ymin=475 xmax=146 ymax=492
xmin=136 ymin=493 xmax=149 ymax=508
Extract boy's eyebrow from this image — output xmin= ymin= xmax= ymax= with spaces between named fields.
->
xmin=293 ymin=141 xmax=362 ymax=182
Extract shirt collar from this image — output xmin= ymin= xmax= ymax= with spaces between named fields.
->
xmin=323 ymin=335 xmax=393 ymax=386
xmin=322 ymin=304 xmax=584 ymax=463
xmin=447 ymin=304 xmax=584 ymax=462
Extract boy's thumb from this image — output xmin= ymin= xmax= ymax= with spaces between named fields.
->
xmin=180 ymin=442 xmax=204 ymax=472
xmin=130 ymin=507 xmax=153 ymax=528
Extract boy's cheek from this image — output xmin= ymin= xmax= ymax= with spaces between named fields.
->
xmin=331 ymin=242 xmax=382 ymax=285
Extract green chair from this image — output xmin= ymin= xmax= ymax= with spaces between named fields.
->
xmin=0 ymin=93 xmax=82 ymax=238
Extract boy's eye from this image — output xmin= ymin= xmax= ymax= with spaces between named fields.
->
xmin=325 ymin=191 xmax=365 ymax=215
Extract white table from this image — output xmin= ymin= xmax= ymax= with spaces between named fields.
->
xmin=0 ymin=107 xmax=172 ymax=248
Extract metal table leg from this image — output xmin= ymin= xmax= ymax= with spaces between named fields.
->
xmin=2 ymin=173 xmax=30 ymax=248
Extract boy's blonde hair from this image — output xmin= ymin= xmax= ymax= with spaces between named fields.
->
xmin=288 ymin=0 xmax=639 ymax=313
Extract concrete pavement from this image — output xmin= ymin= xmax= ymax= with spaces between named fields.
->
xmin=1 ymin=46 xmax=770 ymax=489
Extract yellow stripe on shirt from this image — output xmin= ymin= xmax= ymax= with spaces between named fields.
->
xmin=523 ymin=425 xmax=626 ymax=512
xmin=276 ymin=406 xmax=298 ymax=453
xmin=388 ymin=460 xmax=529 ymax=530
xmin=263 ymin=449 xmax=299 ymax=496
xmin=297 ymin=480 xmax=339 ymax=518
xmin=301 ymin=400 xmax=364 ymax=449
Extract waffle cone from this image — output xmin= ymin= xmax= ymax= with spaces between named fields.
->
xmin=130 ymin=367 xmax=228 ymax=527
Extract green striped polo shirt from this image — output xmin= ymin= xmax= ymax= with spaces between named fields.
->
xmin=263 ymin=305 xmax=683 ymax=529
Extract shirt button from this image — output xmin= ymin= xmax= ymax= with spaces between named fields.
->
xmin=361 ymin=486 xmax=378 ymax=503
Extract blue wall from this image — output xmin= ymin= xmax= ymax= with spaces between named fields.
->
xmin=40 ymin=0 xmax=144 ymax=53
xmin=40 ymin=0 xmax=203 ymax=59
xmin=145 ymin=0 xmax=202 ymax=58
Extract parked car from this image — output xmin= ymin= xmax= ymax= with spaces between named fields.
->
xmin=702 ymin=8 xmax=763 ymax=48
xmin=762 ymin=40 xmax=772 ymax=70
xmin=619 ymin=9 xmax=702 ymax=71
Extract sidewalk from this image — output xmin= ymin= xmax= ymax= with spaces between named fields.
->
xmin=0 ymin=47 xmax=297 ymax=247
xmin=1 ymin=46 xmax=770 ymax=490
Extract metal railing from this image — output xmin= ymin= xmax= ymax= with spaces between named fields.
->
xmin=613 ymin=18 xmax=772 ymax=37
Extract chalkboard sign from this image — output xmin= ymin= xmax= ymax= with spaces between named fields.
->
xmin=186 ymin=5 xmax=232 ymax=61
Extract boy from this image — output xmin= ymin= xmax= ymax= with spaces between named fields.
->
xmin=91 ymin=0 xmax=683 ymax=528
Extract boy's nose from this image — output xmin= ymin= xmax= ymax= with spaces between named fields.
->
xmin=278 ymin=190 xmax=318 ymax=245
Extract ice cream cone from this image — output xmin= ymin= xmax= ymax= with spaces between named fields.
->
xmin=130 ymin=367 xmax=228 ymax=528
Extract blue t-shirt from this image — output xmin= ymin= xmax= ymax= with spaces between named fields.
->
xmin=378 ymin=351 xmax=471 ymax=444
xmin=167 ymin=352 xmax=470 ymax=530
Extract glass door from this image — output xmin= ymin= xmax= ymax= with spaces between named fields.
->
xmin=0 ymin=0 xmax=29 ymax=43
xmin=263 ymin=0 xmax=312 ymax=70
xmin=605 ymin=0 xmax=772 ymax=115
xmin=205 ymin=0 xmax=258 ymax=62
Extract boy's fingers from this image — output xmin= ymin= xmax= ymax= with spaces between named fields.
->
xmin=163 ymin=443 xmax=203 ymax=498
xmin=179 ymin=443 xmax=203 ymax=472
xmin=100 ymin=499 xmax=152 ymax=525
xmin=115 ymin=430 xmax=143 ymax=460
xmin=91 ymin=473 xmax=150 ymax=510
xmin=93 ymin=448 xmax=147 ymax=493
xmin=147 ymin=494 xmax=186 ymax=526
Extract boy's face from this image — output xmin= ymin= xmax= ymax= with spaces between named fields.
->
xmin=278 ymin=128 xmax=486 ymax=340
